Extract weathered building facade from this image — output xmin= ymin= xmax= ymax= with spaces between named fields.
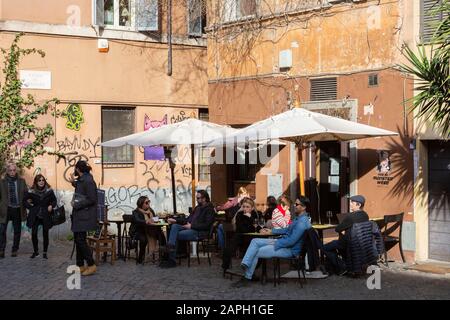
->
xmin=206 ymin=0 xmax=448 ymax=262
xmin=0 ymin=0 xmax=208 ymax=236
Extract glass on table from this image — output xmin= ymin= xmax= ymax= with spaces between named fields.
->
xmin=326 ymin=211 xmax=333 ymax=225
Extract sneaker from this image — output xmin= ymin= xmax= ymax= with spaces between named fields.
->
xmin=0 ymin=251 xmax=5 ymax=258
xmin=43 ymin=253 xmax=48 ymax=259
xmin=11 ymin=251 xmax=17 ymax=257
xmin=159 ymin=259 xmax=177 ymax=268
xmin=30 ymin=252 xmax=39 ymax=258
xmin=81 ymin=264 xmax=97 ymax=276
xmin=231 ymin=277 xmax=252 ymax=288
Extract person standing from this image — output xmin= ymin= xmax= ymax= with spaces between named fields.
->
xmin=23 ymin=174 xmax=57 ymax=259
xmin=0 ymin=162 xmax=28 ymax=258
xmin=70 ymin=160 xmax=98 ymax=276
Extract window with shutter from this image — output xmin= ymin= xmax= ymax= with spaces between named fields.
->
xmin=136 ymin=0 xmax=159 ymax=31
xmin=310 ymin=78 xmax=338 ymax=101
xmin=92 ymin=0 xmax=159 ymax=31
xmin=188 ymin=0 xmax=206 ymax=36
xmin=421 ymin=0 xmax=444 ymax=43
xmin=222 ymin=0 xmax=257 ymax=22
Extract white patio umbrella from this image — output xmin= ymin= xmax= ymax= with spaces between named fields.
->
xmin=102 ymin=118 xmax=238 ymax=212
xmin=208 ymin=107 xmax=398 ymax=196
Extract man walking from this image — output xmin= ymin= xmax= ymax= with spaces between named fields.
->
xmin=0 ymin=162 xmax=28 ymax=258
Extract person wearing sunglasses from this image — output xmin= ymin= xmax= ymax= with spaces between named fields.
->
xmin=130 ymin=196 xmax=166 ymax=264
xmin=232 ymin=196 xmax=311 ymax=288
xmin=160 ymin=190 xmax=215 ymax=268
xmin=0 ymin=162 xmax=28 ymax=259
xmin=23 ymin=174 xmax=57 ymax=259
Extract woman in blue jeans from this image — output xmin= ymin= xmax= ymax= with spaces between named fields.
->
xmin=232 ymin=196 xmax=311 ymax=288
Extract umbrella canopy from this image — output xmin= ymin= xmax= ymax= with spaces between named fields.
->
xmin=101 ymin=118 xmax=239 ymax=213
xmin=207 ymin=107 xmax=398 ymax=146
xmin=207 ymin=107 xmax=398 ymax=202
xmin=101 ymin=118 xmax=238 ymax=147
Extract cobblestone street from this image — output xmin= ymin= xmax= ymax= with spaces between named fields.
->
xmin=0 ymin=239 xmax=449 ymax=300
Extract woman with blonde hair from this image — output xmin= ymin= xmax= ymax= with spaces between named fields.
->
xmin=216 ymin=187 xmax=250 ymax=250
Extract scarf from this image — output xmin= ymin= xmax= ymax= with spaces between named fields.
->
xmin=276 ymin=204 xmax=291 ymax=224
xmin=138 ymin=208 xmax=154 ymax=244
xmin=6 ymin=175 xmax=19 ymax=207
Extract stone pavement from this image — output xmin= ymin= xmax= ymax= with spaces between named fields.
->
xmin=0 ymin=239 xmax=449 ymax=300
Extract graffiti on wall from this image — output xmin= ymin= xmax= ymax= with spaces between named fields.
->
xmin=143 ymin=114 xmax=167 ymax=160
xmin=64 ymin=104 xmax=84 ymax=131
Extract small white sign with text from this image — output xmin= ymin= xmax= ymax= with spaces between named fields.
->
xmin=20 ymin=70 xmax=52 ymax=90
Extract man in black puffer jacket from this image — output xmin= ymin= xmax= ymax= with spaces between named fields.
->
xmin=322 ymin=195 xmax=369 ymax=275
xmin=160 ymin=190 xmax=215 ymax=268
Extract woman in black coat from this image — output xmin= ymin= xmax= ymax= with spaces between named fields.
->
xmin=130 ymin=196 xmax=166 ymax=264
xmin=222 ymin=197 xmax=262 ymax=271
xmin=23 ymin=174 xmax=57 ymax=259
xmin=70 ymin=160 xmax=98 ymax=276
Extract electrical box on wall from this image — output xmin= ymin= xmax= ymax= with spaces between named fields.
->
xmin=279 ymin=49 xmax=292 ymax=69
xmin=98 ymin=39 xmax=109 ymax=53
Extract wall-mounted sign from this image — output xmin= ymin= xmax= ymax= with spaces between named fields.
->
xmin=268 ymin=174 xmax=283 ymax=199
xmin=373 ymin=150 xmax=394 ymax=186
xmin=20 ymin=70 xmax=52 ymax=90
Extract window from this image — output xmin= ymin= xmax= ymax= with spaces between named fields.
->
xmin=188 ymin=0 xmax=207 ymax=36
xmin=93 ymin=0 xmax=159 ymax=31
xmin=234 ymin=147 xmax=257 ymax=182
xmin=102 ymin=108 xmax=135 ymax=165
xmin=222 ymin=0 xmax=257 ymax=22
xmin=198 ymin=109 xmax=211 ymax=182
xmin=421 ymin=0 xmax=446 ymax=42
xmin=310 ymin=77 xmax=337 ymax=101
xmin=369 ymin=74 xmax=378 ymax=87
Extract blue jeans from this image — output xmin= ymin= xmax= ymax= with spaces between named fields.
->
xmin=168 ymin=224 xmax=199 ymax=261
xmin=241 ymin=238 xmax=294 ymax=280
xmin=217 ymin=224 xmax=225 ymax=249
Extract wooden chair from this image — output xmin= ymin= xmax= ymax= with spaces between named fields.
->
xmin=122 ymin=214 xmax=140 ymax=263
xmin=382 ymin=212 xmax=405 ymax=266
xmin=87 ymin=205 xmax=116 ymax=265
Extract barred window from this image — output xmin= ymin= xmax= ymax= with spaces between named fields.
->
xmin=102 ymin=107 xmax=135 ymax=165
xmin=310 ymin=77 xmax=337 ymax=101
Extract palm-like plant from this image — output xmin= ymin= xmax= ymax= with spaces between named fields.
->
xmin=399 ymin=0 xmax=450 ymax=138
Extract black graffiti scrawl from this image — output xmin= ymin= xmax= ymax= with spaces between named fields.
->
xmin=64 ymin=103 xmax=84 ymax=131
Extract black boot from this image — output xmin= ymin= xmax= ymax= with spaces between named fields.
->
xmin=30 ymin=252 xmax=39 ymax=258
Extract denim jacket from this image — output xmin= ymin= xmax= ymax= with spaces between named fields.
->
xmin=274 ymin=213 xmax=311 ymax=256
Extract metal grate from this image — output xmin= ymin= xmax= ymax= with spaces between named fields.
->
xmin=310 ymin=77 xmax=337 ymax=101
xmin=369 ymin=74 xmax=378 ymax=87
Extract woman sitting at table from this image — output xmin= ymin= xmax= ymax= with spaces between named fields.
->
xmin=222 ymin=197 xmax=262 ymax=272
xmin=129 ymin=196 xmax=166 ymax=264
xmin=270 ymin=194 xmax=292 ymax=229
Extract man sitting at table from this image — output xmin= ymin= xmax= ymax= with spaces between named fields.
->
xmin=231 ymin=196 xmax=311 ymax=287
xmin=322 ymin=195 xmax=369 ymax=275
xmin=159 ymin=190 xmax=215 ymax=268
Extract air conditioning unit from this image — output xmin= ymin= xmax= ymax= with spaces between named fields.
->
xmin=279 ymin=49 xmax=292 ymax=69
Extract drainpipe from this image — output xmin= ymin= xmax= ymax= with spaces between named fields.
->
xmin=167 ymin=0 xmax=172 ymax=76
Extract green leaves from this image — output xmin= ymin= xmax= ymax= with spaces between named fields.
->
xmin=0 ymin=33 xmax=60 ymax=169
xmin=399 ymin=0 xmax=450 ymax=139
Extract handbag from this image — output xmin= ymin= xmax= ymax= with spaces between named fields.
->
xmin=51 ymin=205 xmax=67 ymax=226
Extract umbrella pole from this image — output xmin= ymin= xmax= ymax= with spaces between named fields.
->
xmin=191 ymin=144 xmax=196 ymax=210
xmin=297 ymin=145 xmax=305 ymax=196
xmin=170 ymin=159 xmax=177 ymax=214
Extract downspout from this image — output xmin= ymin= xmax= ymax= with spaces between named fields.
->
xmin=167 ymin=0 xmax=172 ymax=76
